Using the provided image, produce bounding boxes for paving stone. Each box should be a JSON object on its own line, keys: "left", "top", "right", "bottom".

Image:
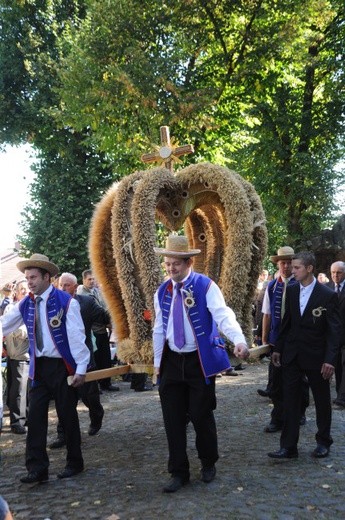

{"left": 1, "top": 361, "right": 345, "bottom": 519}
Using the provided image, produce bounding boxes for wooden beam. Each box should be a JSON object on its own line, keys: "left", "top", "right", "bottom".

{"left": 67, "top": 364, "right": 154, "bottom": 385}
{"left": 248, "top": 344, "right": 271, "bottom": 359}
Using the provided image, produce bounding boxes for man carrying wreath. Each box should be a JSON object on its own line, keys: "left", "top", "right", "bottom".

{"left": 268, "top": 251, "right": 341, "bottom": 460}
{"left": 153, "top": 234, "right": 249, "bottom": 493}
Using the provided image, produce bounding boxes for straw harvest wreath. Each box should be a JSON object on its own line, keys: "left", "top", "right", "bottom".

{"left": 89, "top": 129, "right": 267, "bottom": 366}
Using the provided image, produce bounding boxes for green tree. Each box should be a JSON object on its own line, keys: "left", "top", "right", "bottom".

{"left": 1, "top": 0, "right": 344, "bottom": 261}
{"left": 0, "top": 0, "right": 114, "bottom": 274}
{"left": 56, "top": 0, "right": 345, "bottom": 250}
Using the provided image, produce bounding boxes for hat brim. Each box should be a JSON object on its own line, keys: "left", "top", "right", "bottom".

{"left": 16, "top": 259, "right": 59, "bottom": 277}
{"left": 154, "top": 247, "right": 201, "bottom": 258}
{"left": 270, "top": 255, "right": 294, "bottom": 263}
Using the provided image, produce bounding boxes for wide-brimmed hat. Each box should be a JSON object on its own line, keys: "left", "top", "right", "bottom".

{"left": 154, "top": 234, "right": 201, "bottom": 258}
{"left": 270, "top": 246, "right": 295, "bottom": 263}
{"left": 17, "top": 253, "right": 59, "bottom": 277}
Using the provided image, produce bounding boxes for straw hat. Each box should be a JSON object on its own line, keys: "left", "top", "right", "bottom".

{"left": 270, "top": 246, "right": 295, "bottom": 263}
{"left": 154, "top": 234, "right": 201, "bottom": 258}
{"left": 17, "top": 253, "right": 59, "bottom": 277}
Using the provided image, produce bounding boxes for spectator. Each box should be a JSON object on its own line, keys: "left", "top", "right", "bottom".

{"left": 326, "top": 261, "right": 345, "bottom": 407}
{"left": 0, "top": 496, "right": 13, "bottom": 520}
{"left": 77, "top": 270, "right": 119, "bottom": 392}
{"left": 3, "top": 280, "right": 29, "bottom": 434}
{"left": 317, "top": 273, "right": 329, "bottom": 284}
{"left": 0, "top": 284, "right": 12, "bottom": 317}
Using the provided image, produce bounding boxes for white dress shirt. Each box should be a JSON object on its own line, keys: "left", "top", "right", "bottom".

{"left": 261, "top": 276, "right": 294, "bottom": 315}
{"left": 153, "top": 271, "right": 246, "bottom": 368}
{"left": 299, "top": 277, "right": 317, "bottom": 314}
{"left": 1, "top": 285, "right": 90, "bottom": 375}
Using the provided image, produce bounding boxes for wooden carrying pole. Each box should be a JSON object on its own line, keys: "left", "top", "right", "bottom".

{"left": 67, "top": 364, "right": 154, "bottom": 385}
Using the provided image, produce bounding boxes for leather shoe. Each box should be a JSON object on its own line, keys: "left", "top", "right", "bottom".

{"left": 257, "top": 389, "right": 271, "bottom": 397}
{"left": 268, "top": 448, "right": 298, "bottom": 459}
{"left": 57, "top": 466, "right": 84, "bottom": 479}
{"left": 101, "top": 384, "right": 120, "bottom": 392}
{"left": 163, "top": 476, "right": 189, "bottom": 493}
{"left": 20, "top": 470, "right": 48, "bottom": 484}
{"left": 88, "top": 424, "right": 102, "bottom": 436}
{"left": 11, "top": 424, "right": 26, "bottom": 434}
{"left": 312, "top": 444, "right": 329, "bottom": 458}
{"left": 134, "top": 386, "right": 152, "bottom": 392}
{"left": 333, "top": 400, "right": 345, "bottom": 409}
{"left": 49, "top": 438, "right": 66, "bottom": 449}
{"left": 264, "top": 423, "right": 282, "bottom": 433}
{"left": 222, "top": 369, "right": 238, "bottom": 376}
{"left": 201, "top": 465, "right": 216, "bottom": 483}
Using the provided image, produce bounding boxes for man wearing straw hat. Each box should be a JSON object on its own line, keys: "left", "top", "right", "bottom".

{"left": 153, "top": 234, "right": 249, "bottom": 493}
{"left": 0, "top": 254, "right": 90, "bottom": 484}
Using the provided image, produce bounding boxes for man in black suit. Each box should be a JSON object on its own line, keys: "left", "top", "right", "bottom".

{"left": 327, "top": 261, "right": 345, "bottom": 407}
{"left": 268, "top": 251, "right": 341, "bottom": 460}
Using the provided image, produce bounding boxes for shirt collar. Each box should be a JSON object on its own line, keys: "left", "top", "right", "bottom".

{"left": 36, "top": 285, "right": 53, "bottom": 302}
{"left": 299, "top": 276, "right": 316, "bottom": 292}
{"left": 171, "top": 269, "right": 192, "bottom": 288}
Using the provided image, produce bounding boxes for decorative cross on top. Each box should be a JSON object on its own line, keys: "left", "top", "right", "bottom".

{"left": 141, "top": 126, "right": 194, "bottom": 173}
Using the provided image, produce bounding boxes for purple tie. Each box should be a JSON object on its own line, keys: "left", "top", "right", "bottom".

{"left": 173, "top": 282, "right": 185, "bottom": 349}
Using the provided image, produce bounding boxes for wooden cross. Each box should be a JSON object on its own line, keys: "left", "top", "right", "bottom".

{"left": 141, "top": 126, "right": 194, "bottom": 173}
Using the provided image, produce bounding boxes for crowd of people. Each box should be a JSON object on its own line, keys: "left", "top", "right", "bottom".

{"left": 0, "top": 240, "right": 344, "bottom": 508}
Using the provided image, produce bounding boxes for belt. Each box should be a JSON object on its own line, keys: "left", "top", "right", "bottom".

{"left": 168, "top": 348, "right": 197, "bottom": 356}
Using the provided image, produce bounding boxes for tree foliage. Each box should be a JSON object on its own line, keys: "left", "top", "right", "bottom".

{"left": 56, "top": 0, "right": 345, "bottom": 250}
{"left": 0, "top": 0, "right": 114, "bottom": 275}
{"left": 0, "top": 0, "right": 344, "bottom": 268}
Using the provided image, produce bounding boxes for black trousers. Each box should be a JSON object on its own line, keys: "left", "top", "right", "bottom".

{"left": 159, "top": 349, "right": 218, "bottom": 479}
{"left": 26, "top": 357, "right": 83, "bottom": 473}
{"left": 94, "top": 332, "right": 112, "bottom": 388}
{"left": 56, "top": 380, "right": 104, "bottom": 439}
{"left": 280, "top": 361, "right": 333, "bottom": 450}
{"left": 7, "top": 358, "right": 29, "bottom": 427}
{"left": 270, "top": 364, "right": 309, "bottom": 425}
{"left": 335, "top": 345, "right": 345, "bottom": 399}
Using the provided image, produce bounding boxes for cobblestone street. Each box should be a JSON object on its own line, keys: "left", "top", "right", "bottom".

{"left": 1, "top": 360, "right": 344, "bottom": 520}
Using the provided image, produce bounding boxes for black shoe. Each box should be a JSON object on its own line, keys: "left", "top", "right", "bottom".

{"left": 11, "top": 424, "right": 26, "bottom": 434}
{"left": 134, "top": 386, "right": 153, "bottom": 392}
{"left": 264, "top": 423, "right": 282, "bottom": 433}
{"left": 299, "top": 415, "right": 306, "bottom": 426}
{"left": 88, "top": 424, "right": 102, "bottom": 436}
{"left": 49, "top": 438, "right": 66, "bottom": 449}
{"left": 311, "top": 444, "right": 329, "bottom": 458}
{"left": 101, "top": 384, "right": 120, "bottom": 392}
{"left": 57, "top": 466, "right": 84, "bottom": 479}
{"left": 20, "top": 470, "right": 49, "bottom": 484}
{"left": 163, "top": 476, "right": 189, "bottom": 493}
{"left": 257, "top": 389, "right": 271, "bottom": 397}
{"left": 222, "top": 369, "right": 238, "bottom": 376}
{"left": 268, "top": 448, "right": 298, "bottom": 459}
{"left": 201, "top": 465, "right": 216, "bottom": 483}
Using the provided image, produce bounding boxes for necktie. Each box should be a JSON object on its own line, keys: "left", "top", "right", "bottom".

{"left": 35, "top": 296, "right": 44, "bottom": 352}
{"left": 173, "top": 282, "right": 185, "bottom": 349}
{"left": 281, "top": 278, "right": 288, "bottom": 318}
